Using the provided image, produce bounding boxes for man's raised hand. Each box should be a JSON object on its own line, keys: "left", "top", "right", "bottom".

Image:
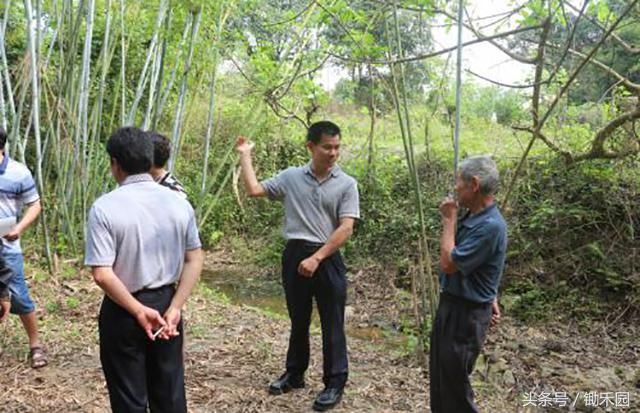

{"left": 235, "top": 136, "right": 255, "bottom": 155}
{"left": 439, "top": 196, "right": 458, "bottom": 221}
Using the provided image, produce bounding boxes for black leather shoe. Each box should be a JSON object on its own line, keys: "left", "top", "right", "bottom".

{"left": 268, "top": 372, "right": 305, "bottom": 395}
{"left": 312, "top": 387, "right": 343, "bottom": 411}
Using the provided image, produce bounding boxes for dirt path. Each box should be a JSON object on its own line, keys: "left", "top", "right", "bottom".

{"left": 0, "top": 251, "right": 638, "bottom": 412}
{"left": 0, "top": 254, "right": 428, "bottom": 413}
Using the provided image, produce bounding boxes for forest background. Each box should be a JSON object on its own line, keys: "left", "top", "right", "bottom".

{"left": 0, "top": 0, "right": 639, "bottom": 411}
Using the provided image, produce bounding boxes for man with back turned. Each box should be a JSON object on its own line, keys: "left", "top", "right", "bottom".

{"left": 85, "top": 127, "right": 203, "bottom": 413}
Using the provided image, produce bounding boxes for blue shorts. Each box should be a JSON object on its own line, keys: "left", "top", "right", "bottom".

{"left": 6, "top": 253, "right": 35, "bottom": 314}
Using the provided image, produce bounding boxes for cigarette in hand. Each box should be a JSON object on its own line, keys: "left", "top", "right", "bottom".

{"left": 152, "top": 326, "right": 165, "bottom": 340}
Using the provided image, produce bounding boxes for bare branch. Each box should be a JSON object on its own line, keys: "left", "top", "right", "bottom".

{"left": 503, "top": 0, "right": 640, "bottom": 206}
{"left": 264, "top": 94, "right": 309, "bottom": 128}
{"left": 538, "top": 0, "right": 640, "bottom": 130}
{"left": 546, "top": 0, "right": 588, "bottom": 84}
{"left": 477, "top": 3, "right": 530, "bottom": 28}
{"left": 590, "top": 108, "right": 640, "bottom": 154}
{"left": 228, "top": 55, "right": 258, "bottom": 88}
{"left": 273, "top": 53, "right": 330, "bottom": 99}
{"left": 572, "top": 148, "right": 638, "bottom": 162}
{"left": 465, "top": 68, "right": 547, "bottom": 89}
{"left": 328, "top": 23, "right": 545, "bottom": 65}
{"left": 316, "top": 0, "right": 366, "bottom": 51}
{"left": 369, "top": 0, "right": 529, "bottom": 24}
{"left": 455, "top": 6, "right": 537, "bottom": 64}
{"left": 263, "top": 0, "right": 316, "bottom": 27}
{"left": 561, "top": 47, "right": 640, "bottom": 92}
{"left": 565, "top": 1, "right": 640, "bottom": 54}
{"left": 273, "top": 56, "right": 305, "bottom": 99}
{"left": 501, "top": 18, "right": 552, "bottom": 209}
{"left": 532, "top": 20, "right": 551, "bottom": 128}
{"left": 366, "top": 0, "right": 427, "bottom": 13}
{"left": 512, "top": 125, "right": 573, "bottom": 162}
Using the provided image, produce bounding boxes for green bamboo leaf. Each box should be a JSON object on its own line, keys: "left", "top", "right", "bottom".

{"left": 596, "top": 0, "right": 610, "bottom": 23}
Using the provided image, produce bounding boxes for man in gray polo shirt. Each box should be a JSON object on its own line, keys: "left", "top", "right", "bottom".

{"left": 236, "top": 121, "right": 359, "bottom": 412}
{"left": 85, "top": 127, "right": 203, "bottom": 413}
{"left": 431, "top": 156, "right": 507, "bottom": 413}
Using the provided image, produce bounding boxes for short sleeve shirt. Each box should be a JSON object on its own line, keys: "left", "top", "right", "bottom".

{"left": 260, "top": 163, "right": 359, "bottom": 243}
{"left": 0, "top": 155, "right": 40, "bottom": 254}
{"left": 84, "top": 174, "right": 201, "bottom": 293}
{"left": 439, "top": 204, "right": 508, "bottom": 303}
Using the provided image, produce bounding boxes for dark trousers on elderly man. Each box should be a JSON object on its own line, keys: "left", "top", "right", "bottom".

{"left": 282, "top": 239, "right": 349, "bottom": 389}
{"left": 430, "top": 292, "right": 492, "bottom": 413}
{"left": 99, "top": 285, "right": 185, "bottom": 413}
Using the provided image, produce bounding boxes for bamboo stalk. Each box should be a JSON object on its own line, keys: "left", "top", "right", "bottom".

{"left": 10, "top": 58, "right": 31, "bottom": 161}
{"left": 386, "top": 5, "right": 437, "bottom": 361}
{"left": 150, "top": 4, "right": 171, "bottom": 130}
{"left": 143, "top": 35, "right": 163, "bottom": 130}
{"left": 168, "top": 7, "right": 201, "bottom": 171}
{"left": 78, "top": 0, "right": 95, "bottom": 183}
{"left": 199, "top": 4, "right": 232, "bottom": 203}
{"left": 125, "top": 0, "right": 168, "bottom": 126}
{"left": 453, "top": 0, "right": 463, "bottom": 175}
{"left": 199, "top": 67, "right": 218, "bottom": 201}
{"left": 365, "top": 64, "right": 376, "bottom": 180}
{"left": 0, "top": 0, "right": 16, "bottom": 130}
{"left": 0, "top": 69, "right": 6, "bottom": 131}
{"left": 23, "top": 0, "right": 53, "bottom": 272}
{"left": 155, "top": 11, "right": 192, "bottom": 127}
{"left": 119, "top": 0, "right": 126, "bottom": 123}
{"left": 89, "top": 0, "right": 115, "bottom": 144}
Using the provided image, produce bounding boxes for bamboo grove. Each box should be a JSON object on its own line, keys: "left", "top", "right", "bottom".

{"left": 1, "top": 0, "right": 225, "bottom": 270}
{"left": 3, "top": 0, "right": 640, "bottom": 358}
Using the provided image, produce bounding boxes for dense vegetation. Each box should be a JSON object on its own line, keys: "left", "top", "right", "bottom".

{"left": 3, "top": 0, "right": 639, "bottom": 352}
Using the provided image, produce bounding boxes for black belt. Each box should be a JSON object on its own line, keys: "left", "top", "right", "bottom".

{"left": 287, "top": 239, "right": 325, "bottom": 252}
{"left": 132, "top": 283, "right": 175, "bottom": 298}
{"left": 440, "top": 291, "right": 492, "bottom": 309}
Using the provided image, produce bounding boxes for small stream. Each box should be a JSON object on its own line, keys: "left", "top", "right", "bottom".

{"left": 201, "top": 268, "right": 409, "bottom": 349}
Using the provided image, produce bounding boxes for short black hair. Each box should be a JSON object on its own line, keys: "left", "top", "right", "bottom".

{"left": 0, "top": 127, "right": 7, "bottom": 150}
{"left": 307, "top": 121, "right": 341, "bottom": 144}
{"left": 148, "top": 131, "right": 171, "bottom": 168}
{"left": 106, "top": 127, "right": 153, "bottom": 174}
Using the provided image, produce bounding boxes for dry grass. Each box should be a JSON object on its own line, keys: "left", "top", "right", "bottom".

{"left": 0, "top": 253, "right": 427, "bottom": 412}
{"left": 1, "top": 251, "right": 638, "bottom": 412}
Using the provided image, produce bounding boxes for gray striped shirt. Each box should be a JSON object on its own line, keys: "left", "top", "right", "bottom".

{"left": 0, "top": 155, "right": 40, "bottom": 254}
{"left": 261, "top": 163, "right": 359, "bottom": 243}
{"left": 84, "top": 173, "right": 201, "bottom": 292}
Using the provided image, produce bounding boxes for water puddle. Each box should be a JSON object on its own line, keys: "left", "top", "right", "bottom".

{"left": 202, "top": 269, "right": 409, "bottom": 350}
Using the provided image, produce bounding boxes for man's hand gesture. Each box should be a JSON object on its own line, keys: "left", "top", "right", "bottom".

{"left": 4, "top": 226, "right": 22, "bottom": 241}
{"left": 491, "top": 299, "right": 501, "bottom": 327}
{"left": 298, "top": 256, "right": 320, "bottom": 278}
{"left": 135, "top": 306, "right": 167, "bottom": 341}
{"left": 161, "top": 306, "right": 182, "bottom": 339}
{"left": 235, "top": 136, "right": 255, "bottom": 156}
{"left": 439, "top": 196, "right": 458, "bottom": 221}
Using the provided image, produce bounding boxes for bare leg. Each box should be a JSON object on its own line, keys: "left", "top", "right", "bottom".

{"left": 21, "top": 311, "right": 48, "bottom": 368}
{"left": 20, "top": 311, "right": 41, "bottom": 348}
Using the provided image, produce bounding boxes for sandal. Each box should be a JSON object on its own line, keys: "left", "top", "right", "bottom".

{"left": 29, "top": 346, "right": 48, "bottom": 369}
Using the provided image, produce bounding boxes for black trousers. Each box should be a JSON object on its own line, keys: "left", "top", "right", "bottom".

{"left": 429, "top": 293, "right": 492, "bottom": 413}
{"left": 282, "top": 240, "right": 348, "bottom": 388}
{"left": 99, "top": 285, "right": 185, "bottom": 413}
